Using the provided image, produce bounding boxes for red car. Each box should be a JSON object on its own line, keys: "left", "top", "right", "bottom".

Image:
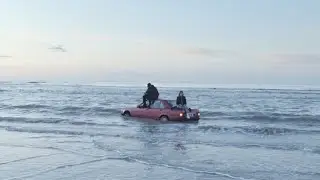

{"left": 120, "top": 99, "right": 200, "bottom": 121}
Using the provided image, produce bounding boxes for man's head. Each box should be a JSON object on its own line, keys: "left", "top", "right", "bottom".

{"left": 147, "top": 83, "right": 151, "bottom": 88}
{"left": 179, "top": 91, "right": 184, "bottom": 96}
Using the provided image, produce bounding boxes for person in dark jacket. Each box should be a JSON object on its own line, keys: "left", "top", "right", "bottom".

{"left": 176, "top": 90, "right": 187, "bottom": 106}
{"left": 143, "top": 83, "right": 159, "bottom": 107}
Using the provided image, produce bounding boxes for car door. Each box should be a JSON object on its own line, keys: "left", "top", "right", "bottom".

{"left": 147, "top": 100, "right": 163, "bottom": 119}
{"left": 131, "top": 107, "right": 145, "bottom": 117}
{"left": 133, "top": 103, "right": 147, "bottom": 118}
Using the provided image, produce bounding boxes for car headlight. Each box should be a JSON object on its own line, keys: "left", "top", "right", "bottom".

{"left": 197, "top": 112, "right": 200, "bottom": 116}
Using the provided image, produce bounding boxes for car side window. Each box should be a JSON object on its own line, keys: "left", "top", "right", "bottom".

{"left": 150, "top": 101, "right": 161, "bottom": 109}
{"left": 159, "top": 102, "right": 165, "bottom": 109}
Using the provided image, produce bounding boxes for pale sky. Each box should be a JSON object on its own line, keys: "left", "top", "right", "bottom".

{"left": 0, "top": 0, "right": 319, "bottom": 85}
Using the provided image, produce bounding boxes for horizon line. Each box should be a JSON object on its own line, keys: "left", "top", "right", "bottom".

{"left": 1, "top": 80, "right": 320, "bottom": 90}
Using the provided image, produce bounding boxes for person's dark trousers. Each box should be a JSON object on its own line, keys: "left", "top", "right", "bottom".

{"left": 143, "top": 95, "right": 148, "bottom": 107}
{"left": 143, "top": 95, "right": 153, "bottom": 107}
{"left": 149, "top": 99, "right": 155, "bottom": 107}
{"left": 148, "top": 95, "right": 158, "bottom": 107}
{"left": 143, "top": 94, "right": 158, "bottom": 107}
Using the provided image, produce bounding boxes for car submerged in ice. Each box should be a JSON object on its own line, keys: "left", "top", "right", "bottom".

{"left": 120, "top": 99, "right": 200, "bottom": 121}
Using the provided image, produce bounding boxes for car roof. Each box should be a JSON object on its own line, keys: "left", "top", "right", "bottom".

{"left": 157, "top": 98, "right": 165, "bottom": 101}
{"left": 157, "top": 99, "right": 175, "bottom": 104}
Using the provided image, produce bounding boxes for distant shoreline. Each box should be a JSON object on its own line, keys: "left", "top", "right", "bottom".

{"left": 1, "top": 81, "right": 320, "bottom": 90}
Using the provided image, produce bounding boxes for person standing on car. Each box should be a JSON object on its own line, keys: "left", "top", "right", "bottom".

{"left": 143, "top": 83, "right": 159, "bottom": 107}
